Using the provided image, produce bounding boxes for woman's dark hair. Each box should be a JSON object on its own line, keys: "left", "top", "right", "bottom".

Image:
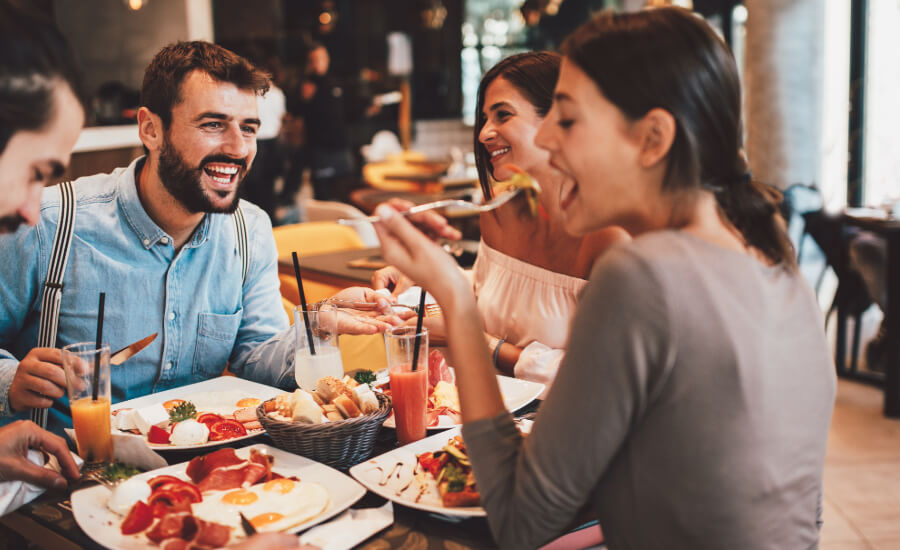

{"left": 474, "top": 52, "right": 560, "bottom": 200}
{"left": 141, "top": 41, "right": 270, "bottom": 129}
{"left": 0, "top": 3, "right": 85, "bottom": 155}
{"left": 562, "top": 7, "right": 795, "bottom": 268}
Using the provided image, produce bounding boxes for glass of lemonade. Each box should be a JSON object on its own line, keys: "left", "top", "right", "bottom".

{"left": 61, "top": 342, "right": 113, "bottom": 468}
{"left": 294, "top": 302, "right": 344, "bottom": 390}
{"left": 385, "top": 326, "right": 429, "bottom": 445}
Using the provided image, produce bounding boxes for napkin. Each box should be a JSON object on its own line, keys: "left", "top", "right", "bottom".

{"left": 299, "top": 502, "right": 394, "bottom": 550}
{"left": 64, "top": 429, "right": 168, "bottom": 471}
{"left": 0, "top": 449, "right": 83, "bottom": 516}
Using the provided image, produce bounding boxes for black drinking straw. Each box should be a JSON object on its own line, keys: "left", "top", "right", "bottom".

{"left": 410, "top": 289, "right": 427, "bottom": 371}
{"left": 93, "top": 292, "right": 105, "bottom": 401}
{"left": 292, "top": 251, "right": 316, "bottom": 355}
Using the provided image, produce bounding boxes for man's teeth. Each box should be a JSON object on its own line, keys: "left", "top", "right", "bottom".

{"left": 204, "top": 165, "right": 240, "bottom": 184}
{"left": 491, "top": 147, "right": 510, "bottom": 158}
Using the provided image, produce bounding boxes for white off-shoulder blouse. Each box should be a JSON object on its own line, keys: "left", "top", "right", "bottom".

{"left": 472, "top": 238, "right": 586, "bottom": 393}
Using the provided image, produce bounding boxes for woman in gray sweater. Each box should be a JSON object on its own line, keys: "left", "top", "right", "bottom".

{"left": 372, "top": 7, "right": 835, "bottom": 549}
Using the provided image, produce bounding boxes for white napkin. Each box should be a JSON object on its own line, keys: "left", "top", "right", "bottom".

{"left": 394, "top": 286, "right": 436, "bottom": 312}
{"left": 64, "top": 429, "right": 168, "bottom": 471}
{"left": 0, "top": 448, "right": 83, "bottom": 516}
{"left": 299, "top": 502, "right": 394, "bottom": 550}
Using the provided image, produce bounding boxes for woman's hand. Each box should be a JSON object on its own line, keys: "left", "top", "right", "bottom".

{"left": 371, "top": 266, "right": 414, "bottom": 298}
{"left": 371, "top": 204, "right": 471, "bottom": 309}
{"left": 405, "top": 315, "right": 447, "bottom": 346}
{"left": 384, "top": 198, "right": 462, "bottom": 241}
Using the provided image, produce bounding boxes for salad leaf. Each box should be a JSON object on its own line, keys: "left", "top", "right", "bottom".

{"left": 102, "top": 462, "right": 141, "bottom": 482}
{"left": 168, "top": 400, "right": 197, "bottom": 423}
{"left": 354, "top": 369, "right": 377, "bottom": 386}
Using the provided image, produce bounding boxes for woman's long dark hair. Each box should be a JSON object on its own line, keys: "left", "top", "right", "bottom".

{"left": 474, "top": 52, "right": 560, "bottom": 200}
{"left": 562, "top": 7, "right": 795, "bottom": 268}
{"left": 0, "top": 3, "right": 85, "bottom": 154}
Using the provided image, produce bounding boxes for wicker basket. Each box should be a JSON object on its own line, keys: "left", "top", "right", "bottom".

{"left": 256, "top": 393, "right": 392, "bottom": 470}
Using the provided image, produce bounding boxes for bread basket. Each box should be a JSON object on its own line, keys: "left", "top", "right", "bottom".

{"left": 256, "top": 392, "right": 392, "bottom": 470}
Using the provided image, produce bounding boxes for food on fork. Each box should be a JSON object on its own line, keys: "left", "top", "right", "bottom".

{"left": 494, "top": 165, "right": 542, "bottom": 218}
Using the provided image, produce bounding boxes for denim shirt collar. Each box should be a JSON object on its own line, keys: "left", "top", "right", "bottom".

{"left": 117, "top": 156, "right": 213, "bottom": 250}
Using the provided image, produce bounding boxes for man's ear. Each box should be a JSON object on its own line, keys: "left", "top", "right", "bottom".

{"left": 137, "top": 107, "right": 163, "bottom": 153}
{"left": 636, "top": 108, "right": 676, "bottom": 169}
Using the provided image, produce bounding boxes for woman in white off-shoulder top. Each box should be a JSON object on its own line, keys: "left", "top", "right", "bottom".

{"left": 374, "top": 52, "right": 628, "bottom": 387}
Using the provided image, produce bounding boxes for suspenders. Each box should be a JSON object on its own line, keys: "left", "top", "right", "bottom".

{"left": 30, "top": 183, "right": 249, "bottom": 429}
{"left": 31, "top": 182, "right": 76, "bottom": 428}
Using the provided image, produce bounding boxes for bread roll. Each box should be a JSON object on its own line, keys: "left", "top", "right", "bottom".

{"left": 333, "top": 394, "right": 361, "bottom": 418}
{"left": 353, "top": 385, "right": 380, "bottom": 414}
{"left": 292, "top": 389, "right": 325, "bottom": 423}
{"left": 310, "top": 391, "right": 325, "bottom": 407}
{"left": 341, "top": 375, "right": 359, "bottom": 389}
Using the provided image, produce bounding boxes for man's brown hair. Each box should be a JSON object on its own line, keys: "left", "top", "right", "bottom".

{"left": 140, "top": 41, "right": 269, "bottom": 128}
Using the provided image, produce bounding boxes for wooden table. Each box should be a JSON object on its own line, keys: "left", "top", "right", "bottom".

{"left": 841, "top": 213, "right": 900, "bottom": 417}
{"left": 278, "top": 247, "right": 384, "bottom": 290}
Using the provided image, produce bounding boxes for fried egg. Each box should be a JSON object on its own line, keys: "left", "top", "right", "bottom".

{"left": 192, "top": 479, "right": 329, "bottom": 535}
{"left": 236, "top": 397, "right": 261, "bottom": 408}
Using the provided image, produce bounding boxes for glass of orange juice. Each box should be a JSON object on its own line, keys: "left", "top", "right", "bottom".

{"left": 62, "top": 342, "right": 113, "bottom": 468}
{"left": 385, "top": 326, "right": 429, "bottom": 445}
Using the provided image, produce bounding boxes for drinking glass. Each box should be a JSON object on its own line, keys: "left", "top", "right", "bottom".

{"left": 61, "top": 342, "right": 113, "bottom": 468}
{"left": 294, "top": 302, "right": 344, "bottom": 390}
{"left": 385, "top": 326, "right": 428, "bottom": 445}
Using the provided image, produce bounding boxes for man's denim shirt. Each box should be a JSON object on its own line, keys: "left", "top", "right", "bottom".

{"left": 0, "top": 157, "right": 296, "bottom": 434}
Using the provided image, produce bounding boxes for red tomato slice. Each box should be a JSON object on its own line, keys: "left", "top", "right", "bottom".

{"left": 207, "top": 418, "right": 247, "bottom": 441}
{"left": 196, "top": 413, "right": 224, "bottom": 427}
{"left": 148, "top": 425, "right": 171, "bottom": 445}
{"left": 120, "top": 500, "right": 153, "bottom": 534}
{"left": 147, "top": 475, "right": 183, "bottom": 492}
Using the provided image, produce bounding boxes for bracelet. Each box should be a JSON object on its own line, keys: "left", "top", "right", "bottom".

{"left": 492, "top": 338, "right": 506, "bottom": 368}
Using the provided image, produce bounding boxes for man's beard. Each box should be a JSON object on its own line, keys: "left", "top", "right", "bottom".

{"left": 157, "top": 134, "right": 247, "bottom": 214}
{"left": 0, "top": 214, "right": 25, "bottom": 234}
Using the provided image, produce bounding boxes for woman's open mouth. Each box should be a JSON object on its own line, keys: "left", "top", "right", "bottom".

{"left": 489, "top": 147, "right": 510, "bottom": 163}
{"left": 559, "top": 177, "right": 579, "bottom": 211}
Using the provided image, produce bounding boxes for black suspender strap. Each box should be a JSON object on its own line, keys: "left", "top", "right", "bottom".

{"left": 232, "top": 205, "right": 248, "bottom": 284}
{"left": 32, "top": 181, "right": 76, "bottom": 428}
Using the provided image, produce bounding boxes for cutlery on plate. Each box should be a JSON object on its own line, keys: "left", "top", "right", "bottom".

{"left": 337, "top": 188, "right": 522, "bottom": 225}
{"left": 240, "top": 512, "right": 257, "bottom": 536}
{"left": 110, "top": 332, "right": 158, "bottom": 366}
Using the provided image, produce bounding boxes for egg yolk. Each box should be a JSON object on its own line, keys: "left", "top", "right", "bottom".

{"left": 163, "top": 399, "right": 185, "bottom": 411}
{"left": 263, "top": 478, "right": 295, "bottom": 494}
{"left": 236, "top": 398, "right": 261, "bottom": 408}
{"left": 222, "top": 490, "right": 258, "bottom": 505}
{"left": 251, "top": 512, "right": 284, "bottom": 528}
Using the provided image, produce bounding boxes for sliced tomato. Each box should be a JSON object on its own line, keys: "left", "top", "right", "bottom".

{"left": 121, "top": 500, "right": 153, "bottom": 534}
{"left": 148, "top": 475, "right": 183, "bottom": 492}
{"left": 148, "top": 490, "right": 196, "bottom": 517}
{"left": 207, "top": 419, "right": 247, "bottom": 441}
{"left": 148, "top": 425, "right": 171, "bottom": 444}
{"left": 196, "top": 413, "right": 224, "bottom": 427}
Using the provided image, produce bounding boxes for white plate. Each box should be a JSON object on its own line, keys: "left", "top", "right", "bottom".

{"left": 350, "top": 426, "right": 482, "bottom": 517}
{"left": 111, "top": 377, "right": 287, "bottom": 451}
{"left": 72, "top": 444, "right": 367, "bottom": 549}
{"left": 382, "top": 374, "right": 543, "bottom": 430}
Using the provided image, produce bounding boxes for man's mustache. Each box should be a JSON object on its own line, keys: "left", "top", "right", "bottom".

{"left": 200, "top": 155, "right": 247, "bottom": 171}
{"left": 0, "top": 214, "right": 25, "bottom": 234}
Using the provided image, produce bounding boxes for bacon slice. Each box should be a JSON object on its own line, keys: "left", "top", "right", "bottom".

{"left": 193, "top": 518, "right": 231, "bottom": 548}
{"left": 186, "top": 448, "right": 244, "bottom": 484}
{"left": 146, "top": 513, "right": 197, "bottom": 544}
{"left": 195, "top": 461, "right": 267, "bottom": 493}
{"left": 249, "top": 448, "right": 274, "bottom": 481}
{"left": 159, "top": 538, "right": 190, "bottom": 550}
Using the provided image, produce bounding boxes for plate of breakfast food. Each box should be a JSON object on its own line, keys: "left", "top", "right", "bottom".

{"left": 72, "top": 443, "right": 366, "bottom": 549}
{"left": 350, "top": 423, "right": 529, "bottom": 518}
{"left": 110, "top": 377, "right": 288, "bottom": 450}
{"left": 378, "top": 350, "right": 544, "bottom": 430}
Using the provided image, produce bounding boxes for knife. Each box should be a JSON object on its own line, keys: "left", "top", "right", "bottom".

{"left": 109, "top": 332, "right": 158, "bottom": 366}
{"left": 240, "top": 512, "right": 257, "bottom": 536}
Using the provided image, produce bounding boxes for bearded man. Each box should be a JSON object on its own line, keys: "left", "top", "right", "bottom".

{"left": 0, "top": 41, "right": 386, "bottom": 435}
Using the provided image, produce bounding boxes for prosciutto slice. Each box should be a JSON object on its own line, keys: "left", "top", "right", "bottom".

{"left": 185, "top": 449, "right": 244, "bottom": 484}
{"left": 427, "top": 350, "right": 453, "bottom": 389}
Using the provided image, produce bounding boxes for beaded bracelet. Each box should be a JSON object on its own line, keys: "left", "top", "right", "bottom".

{"left": 493, "top": 338, "right": 506, "bottom": 368}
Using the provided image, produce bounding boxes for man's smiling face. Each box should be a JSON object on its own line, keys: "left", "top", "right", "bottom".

{"left": 156, "top": 70, "right": 260, "bottom": 213}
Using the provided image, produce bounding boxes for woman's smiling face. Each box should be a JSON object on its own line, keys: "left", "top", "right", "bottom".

{"left": 477, "top": 76, "right": 551, "bottom": 183}
{"left": 534, "top": 58, "right": 648, "bottom": 236}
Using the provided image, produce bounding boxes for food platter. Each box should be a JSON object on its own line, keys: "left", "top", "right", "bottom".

{"left": 110, "top": 377, "right": 287, "bottom": 450}
{"left": 72, "top": 444, "right": 367, "bottom": 549}
{"left": 351, "top": 426, "right": 483, "bottom": 517}
{"left": 381, "top": 374, "right": 544, "bottom": 430}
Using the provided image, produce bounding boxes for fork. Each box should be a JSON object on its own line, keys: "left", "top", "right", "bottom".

{"left": 338, "top": 188, "right": 522, "bottom": 225}
{"left": 329, "top": 299, "right": 442, "bottom": 317}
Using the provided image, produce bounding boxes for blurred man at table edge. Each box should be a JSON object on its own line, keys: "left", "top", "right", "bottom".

{"left": 0, "top": 41, "right": 387, "bottom": 436}
{"left": 0, "top": 1, "right": 83, "bottom": 495}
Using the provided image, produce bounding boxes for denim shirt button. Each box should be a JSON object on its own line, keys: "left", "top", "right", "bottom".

{"left": 165, "top": 361, "right": 172, "bottom": 370}
{"left": 142, "top": 238, "right": 150, "bottom": 246}
{"left": 161, "top": 237, "right": 169, "bottom": 245}
{"left": 168, "top": 312, "right": 176, "bottom": 321}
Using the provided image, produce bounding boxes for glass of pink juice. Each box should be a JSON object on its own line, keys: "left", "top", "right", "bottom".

{"left": 386, "top": 326, "right": 428, "bottom": 445}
